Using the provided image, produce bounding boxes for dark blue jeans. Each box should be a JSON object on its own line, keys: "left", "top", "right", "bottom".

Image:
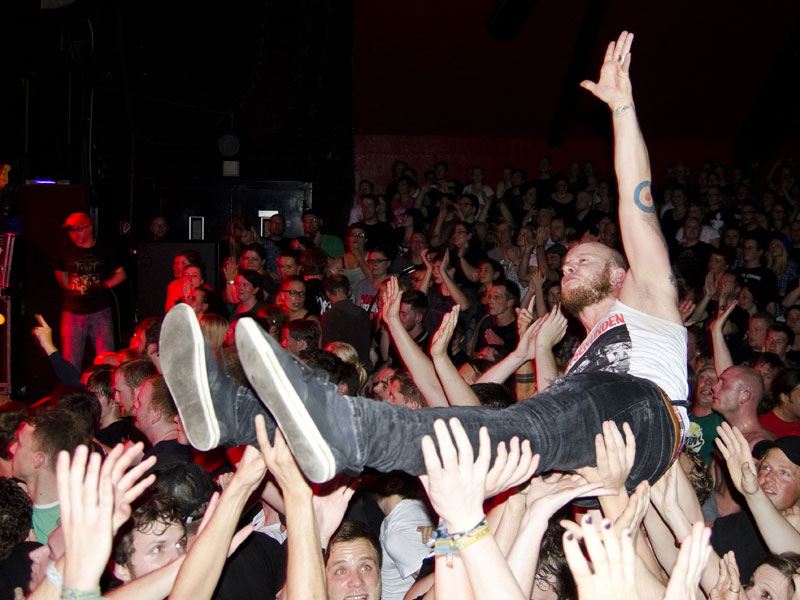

{"left": 227, "top": 370, "right": 679, "bottom": 489}
{"left": 347, "top": 371, "right": 680, "bottom": 488}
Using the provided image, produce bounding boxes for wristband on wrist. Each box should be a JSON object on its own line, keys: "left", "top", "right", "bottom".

{"left": 453, "top": 522, "right": 491, "bottom": 550}
{"left": 449, "top": 516, "right": 488, "bottom": 543}
{"left": 46, "top": 561, "right": 63, "bottom": 587}
{"left": 61, "top": 587, "right": 103, "bottom": 600}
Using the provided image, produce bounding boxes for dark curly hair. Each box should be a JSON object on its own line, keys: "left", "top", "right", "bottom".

{"left": 0, "top": 477, "right": 33, "bottom": 561}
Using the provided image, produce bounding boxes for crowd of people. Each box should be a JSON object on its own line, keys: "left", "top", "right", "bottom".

{"left": 3, "top": 30, "right": 800, "bottom": 600}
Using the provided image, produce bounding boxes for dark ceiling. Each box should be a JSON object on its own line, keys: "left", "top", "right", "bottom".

{"left": 353, "top": 0, "right": 800, "bottom": 156}
{"left": 3, "top": 0, "right": 800, "bottom": 186}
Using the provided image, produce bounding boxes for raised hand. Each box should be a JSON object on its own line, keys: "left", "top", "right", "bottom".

{"left": 380, "top": 276, "right": 403, "bottom": 325}
{"left": 678, "top": 299, "right": 697, "bottom": 326}
{"left": 534, "top": 305, "right": 568, "bottom": 350}
{"left": 715, "top": 423, "right": 759, "bottom": 496}
{"left": 664, "top": 521, "right": 713, "bottom": 600}
{"left": 576, "top": 421, "right": 636, "bottom": 493}
{"left": 580, "top": 31, "right": 635, "bottom": 112}
{"left": 703, "top": 272, "right": 716, "bottom": 299}
{"left": 57, "top": 446, "right": 114, "bottom": 591}
{"left": 529, "top": 268, "right": 546, "bottom": 290}
{"left": 420, "top": 248, "right": 432, "bottom": 270}
{"left": 718, "top": 279, "right": 735, "bottom": 305}
{"left": 440, "top": 247, "right": 451, "bottom": 273}
{"left": 431, "top": 305, "right": 459, "bottom": 358}
{"left": 254, "top": 415, "right": 312, "bottom": 500}
{"left": 107, "top": 442, "right": 157, "bottom": 535}
{"left": 419, "top": 417, "right": 490, "bottom": 532}
{"left": 516, "top": 296, "right": 536, "bottom": 337}
{"left": 709, "top": 551, "right": 745, "bottom": 599}
{"left": 222, "top": 258, "right": 238, "bottom": 282}
{"left": 32, "top": 314, "right": 57, "bottom": 354}
{"left": 562, "top": 514, "right": 637, "bottom": 600}
{"left": 527, "top": 472, "right": 617, "bottom": 521}
{"left": 511, "top": 315, "right": 545, "bottom": 362}
{"left": 535, "top": 226, "right": 549, "bottom": 247}
{"left": 313, "top": 476, "right": 358, "bottom": 548}
{"left": 484, "top": 437, "right": 539, "bottom": 499}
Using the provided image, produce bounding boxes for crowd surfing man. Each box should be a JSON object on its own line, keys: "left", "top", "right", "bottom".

{"left": 160, "top": 32, "right": 688, "bottom": 490}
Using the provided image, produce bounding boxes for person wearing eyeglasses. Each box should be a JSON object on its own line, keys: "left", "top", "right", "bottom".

{"left": 54, "top": 212, "right": 126, "bottom": 370}
{"left": 278, "top": 275, "right": 318, "bottom": 323}
{"left": 301, "top": 209, "right": 345, "bottom": 259}
{"left": 354, "top": 248, "right": 392, "bottom": 316}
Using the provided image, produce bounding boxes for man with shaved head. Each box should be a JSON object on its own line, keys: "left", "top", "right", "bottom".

{"left": 162, "top": 32, "right": 690, "bottom": 491}
{"left": 712, "top": 366, "right": 775, "bottom": 448}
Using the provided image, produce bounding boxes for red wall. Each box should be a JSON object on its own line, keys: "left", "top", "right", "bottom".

{"left": 354, "top": 134, "right": 735, "bottom": 193}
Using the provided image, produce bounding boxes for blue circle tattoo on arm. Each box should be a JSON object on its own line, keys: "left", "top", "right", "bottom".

{"left": 633, "top": 180, "right": 654, "bottom": 213}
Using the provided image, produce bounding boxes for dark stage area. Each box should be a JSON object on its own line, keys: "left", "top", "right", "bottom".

{"left": 0, "top": 0, "right": 799, "bottom": 399}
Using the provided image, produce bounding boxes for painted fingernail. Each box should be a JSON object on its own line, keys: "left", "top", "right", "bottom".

{"left": 566, "top": 533, "right": 574, "bottom": 541}
{"left": 603, "top": 521, "right": 611, "bottom": 530}
{"left": 584, "top": 516, "right": 592, "bottom": 524}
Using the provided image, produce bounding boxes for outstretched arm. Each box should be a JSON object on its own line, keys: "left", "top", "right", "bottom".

{"left": 431, "top": 306, "right": 481, "bottom": 407}
{"left": 381, "top": 276, "right": 447, "bottom": 407}
{"left": 582, "top": 32, "right": 679, "bottom": 323}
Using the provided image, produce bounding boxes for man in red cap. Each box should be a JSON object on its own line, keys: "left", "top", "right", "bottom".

{"left": 54, "top": 212, "right": 126, "bottom": 369}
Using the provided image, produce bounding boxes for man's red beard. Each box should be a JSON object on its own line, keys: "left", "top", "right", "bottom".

{"left": 561, "top": 263, "right": 613, "bottom": 316}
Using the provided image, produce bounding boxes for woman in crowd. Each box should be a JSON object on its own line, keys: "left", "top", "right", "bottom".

{"left": 231, "top": 270, "right": 268, "bottom": 318}
{"left": 164, "top": 250, "right": 203, "bottom": 312}
{"left": 331, "top": 224, "right": 370, "bottom": 293}
{"left": 278, "top": 275, "right": 317, "bottom": 322}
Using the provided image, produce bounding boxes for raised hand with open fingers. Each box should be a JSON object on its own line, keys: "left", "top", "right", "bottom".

{"left": 418, "top": 417, "right": 490, "bottom": 533}
{"left": 484, "top": 437, "right": 539, "bottom": 499}
{"left": 562, "top": 514, "right": 637, "bottom": 600}
{"left": 526, "top": 472, "right": 617, "bottom": 522}
{"left": 576, "top": 420, "right": 636, "bottom": 493}
{"left": 715, "top": 422, "right": 759, "bottom": 496}
{"left": 57, "top": 445, "right": 115, "bottom": 592}
{"left": 107, "top": 442, "right": 157, "bottom": 535}
{"left": 664, "top": 521, "right": 713, "bottom": 600}
{"left": 580, "top": 31, "right": 635, "bottom": 112}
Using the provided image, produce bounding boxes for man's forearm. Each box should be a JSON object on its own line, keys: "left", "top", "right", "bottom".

{"left": 105, "top": 267, "right": 127, "bottom": 289}
{"left": 283, "top": 489, "right": 326, "bottom": 600}
{"left": 170, "top": 483, "right": 252, "bottom": 600}
{"left": 385, "top": 317, "right": 448, "bottom": 407}
{"left": 433, "top": 352, "right": 480, "bottom": 407}
{"left": 745, "top": 490, "right": 800, "bottom": 554}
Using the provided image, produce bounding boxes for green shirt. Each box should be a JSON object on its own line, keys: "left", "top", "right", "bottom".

{"left": 33, "top": 502, "right": 60, "bottom": 544}
{"left": 687, "top": 412, "right": 724, "bottom": 466}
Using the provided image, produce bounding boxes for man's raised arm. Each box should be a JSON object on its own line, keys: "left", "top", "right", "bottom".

{"left": 581, "top": 31, "right": 679, "bottom": 322}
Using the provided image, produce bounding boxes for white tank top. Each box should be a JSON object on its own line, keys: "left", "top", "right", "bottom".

{"left": 566, "top": 300, "right": 689, "bottom": 429}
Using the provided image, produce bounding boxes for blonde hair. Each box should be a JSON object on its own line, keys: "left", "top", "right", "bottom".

{"left": 324, "top": 341, "right": 367, "bottom": 391}
{"left": 767, "top": 240, "right": 789, "bottom": 278}
{"left": 199, "top": 314, "right": 228, "bottom": 354}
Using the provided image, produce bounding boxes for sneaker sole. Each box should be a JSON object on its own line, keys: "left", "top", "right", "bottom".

{"left": 235, "top": 317, "right": 336, "bottom": 483}
{"left": 160, "top": 304, "right": 220, "bottom": 451}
